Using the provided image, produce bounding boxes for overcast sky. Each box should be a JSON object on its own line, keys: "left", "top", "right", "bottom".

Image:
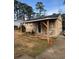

{"left": 20, "top": 0, "right": 65, "bottom": 15}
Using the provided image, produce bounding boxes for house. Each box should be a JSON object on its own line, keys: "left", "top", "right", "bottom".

{"left": 19, "top": 15, "right": 62, "bottom": 44}
{"left": 14, "top": 20, "right": 24, "bottom": 30}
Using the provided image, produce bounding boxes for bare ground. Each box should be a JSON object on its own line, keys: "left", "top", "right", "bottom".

{"left": 36, "top": 35, "right": 65, "bottom": 59}
{"left": 14, "top": 30, "right": 65, "bottom": 59}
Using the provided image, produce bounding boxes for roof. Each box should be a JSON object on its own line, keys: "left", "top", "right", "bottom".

{"left": 14, "top": 20, "right": 24, "bottom": 27}
{"left": 24, "top": 15, "right": 59, "bottom": 23}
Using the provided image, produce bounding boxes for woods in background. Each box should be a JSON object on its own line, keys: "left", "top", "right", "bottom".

{"left": 14, "top": 0, "right": 33, "bottom": 20}
{"left": 14, "top": 0, "right": 47, "bottom": 20}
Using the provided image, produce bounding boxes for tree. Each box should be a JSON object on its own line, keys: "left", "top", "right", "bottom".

{"left": 26, "top": 6, "right": 33, "bottom": 19}
{"left": 14, "top": 0, "right": 21, "bottom": 20}
{"left": 36, "top": 2, "right": 44, "bottom": 16}
{"left": 20, "top": 3, "right": 33, "bottom": 20}
{"left": 14, "top": 0, "right": 33, "bottom": 20}
{"left": 31, "top": 12, "right": 36, "bottom": 18}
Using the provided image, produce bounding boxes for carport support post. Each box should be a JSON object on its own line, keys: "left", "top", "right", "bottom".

{"left": 20, "top": 24, "right": 22, "bottom": 32}
{"left": 47, "top": 20, "right": 50, "bottom": 45}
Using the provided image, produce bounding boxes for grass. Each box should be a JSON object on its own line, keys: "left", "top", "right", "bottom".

{"left": 14, "top": 30, "right": 52, "bottom": 58}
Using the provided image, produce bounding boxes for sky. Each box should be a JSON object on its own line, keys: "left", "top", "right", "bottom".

{"left": 19, "top": 0, "right": 65, "bottom": 15}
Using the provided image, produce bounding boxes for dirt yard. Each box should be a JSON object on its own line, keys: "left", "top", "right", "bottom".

{"left": 14, "top": 30, "right": 65, "bottom": 59}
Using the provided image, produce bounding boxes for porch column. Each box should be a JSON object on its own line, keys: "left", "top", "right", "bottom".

{"left": 47, "top": 20, "right": 50, "bottom": 45}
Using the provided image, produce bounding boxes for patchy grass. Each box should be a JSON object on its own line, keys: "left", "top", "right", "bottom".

{"left": 14, "top": 30, "right": 56, "bottom": 58}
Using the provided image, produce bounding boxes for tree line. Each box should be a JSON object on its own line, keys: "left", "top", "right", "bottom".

{"left": 14, "top": 0, "right": 33, "bottom": 20}
{"left": 14, "top": 0, "right": 46, "bottom": 20}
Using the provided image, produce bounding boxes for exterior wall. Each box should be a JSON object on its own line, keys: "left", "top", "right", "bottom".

{"left": 49, "top": 21, "right": 55, "bottom": 36}
{"left": 41, "top": 24, "right": 46, "bottom": 34}
{"left": 38, "top": 21, "right": 55, "bottom": 36}
{"left": 23, "top": 23, "right": 37, "bottom": 33}
{"left": 53, "top": 15, "right": 62, "bottom": 37}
